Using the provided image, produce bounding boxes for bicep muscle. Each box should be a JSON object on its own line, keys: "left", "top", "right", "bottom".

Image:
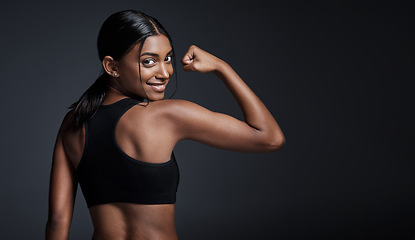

{"left": 168, "top": 100, "right": 271, "bottom": 152}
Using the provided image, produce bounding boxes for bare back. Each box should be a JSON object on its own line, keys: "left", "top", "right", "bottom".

{"left": 61, "top": 97, "right": 180, "bottom": 240}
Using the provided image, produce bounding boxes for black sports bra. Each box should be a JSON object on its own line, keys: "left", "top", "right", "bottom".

{"left": 75, "top": 97, "right": 180, "bottom": 208}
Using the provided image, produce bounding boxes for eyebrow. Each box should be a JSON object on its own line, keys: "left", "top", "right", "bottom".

{"left": 140, "top": 50, "right": 173, "bottom": 57}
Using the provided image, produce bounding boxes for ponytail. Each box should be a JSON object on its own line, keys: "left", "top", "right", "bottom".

{"left": 68, "top": 72, "right": 109, "bottom": 129}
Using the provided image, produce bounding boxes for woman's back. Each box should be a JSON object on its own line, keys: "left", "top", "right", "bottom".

{"left": 61, "top": 96, "right": 181, "bottom": 239}
{"left": 63, "top": 97, "right": 180, "bottom": 169}
{"left": 89, "top": 203, "right": 176, "bottom": 240}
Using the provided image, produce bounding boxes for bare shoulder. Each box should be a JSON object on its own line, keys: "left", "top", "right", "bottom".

{"left": 59, "top": 110, "right": 75, "bottom": 134}
{"left": 146, "top": 99, "right": 201, "bottom": 109}
{"left": 58, "top": 109, "right": 83, "bottom": 142}
{"left": 160, "top": 99, "right": 210, "bottom": 114}
{"left": 130, "top": 99, "right": 208, "bottom": 118}
{"left": 126, "top": 99, "right": 211, "bottom": 137}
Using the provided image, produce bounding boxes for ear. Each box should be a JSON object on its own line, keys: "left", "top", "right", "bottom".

{"left": 102, "top": 56, "right": 119, "bottom": 77}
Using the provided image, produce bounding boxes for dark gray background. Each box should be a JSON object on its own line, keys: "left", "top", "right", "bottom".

{"left": 1, "top": 0, "right": 414, "bottom": 239}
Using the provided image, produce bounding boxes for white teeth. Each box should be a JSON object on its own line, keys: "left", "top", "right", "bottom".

{"left": 147, "top": 83, "right": 164, "bottom": 86}
{"left": 148, "top": 82, "right": 166, "bottom": 92}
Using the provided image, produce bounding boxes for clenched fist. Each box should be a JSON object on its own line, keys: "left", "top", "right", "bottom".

{"left": 181, "top": 45, "right": 225, "bottom": 73}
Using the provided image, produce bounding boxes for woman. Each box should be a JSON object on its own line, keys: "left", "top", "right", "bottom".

{"left": 46, "top": 10, "right": 285, "bottom": 240}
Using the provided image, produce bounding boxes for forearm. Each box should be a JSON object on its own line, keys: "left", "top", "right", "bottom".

{"left": 214, "top": 61, "right": 284, "bottom": 143}
{"left": 45, "top": 219, "right": 71, "bottom": 240}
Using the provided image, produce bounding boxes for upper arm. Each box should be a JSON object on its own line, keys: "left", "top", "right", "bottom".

{"left": 165, "top": 99, "right": 280, "bottom": 152}
{"left": 47, "top": 113, "right": 77, "bottom": 224}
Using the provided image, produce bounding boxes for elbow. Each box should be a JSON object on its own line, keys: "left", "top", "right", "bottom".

{"left": 45, "top": 215, "right": 71, "bottom": 239}
{"left": 250, "top": 128, "right": 286, "bottom": 153}
{"left": 261, "top": 133, "right": 286, "bottom": 152}
{"left": 46, "top": 212, "right": 72, "bottom": 230}
{"left": 269, "top": 136, "right": 286, "bottom": 151}
{"left": 46, "top": 217, "right": 68, "bottom": 230}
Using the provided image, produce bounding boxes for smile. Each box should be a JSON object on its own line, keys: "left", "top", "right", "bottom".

{"left": 146, "top": 82, "right": 167, "bottom": 92}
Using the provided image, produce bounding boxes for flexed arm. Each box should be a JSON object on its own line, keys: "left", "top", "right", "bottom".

{"left": 166, "top": 45, "right": 285, "bottom": 152}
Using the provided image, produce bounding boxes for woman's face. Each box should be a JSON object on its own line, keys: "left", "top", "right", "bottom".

{"left": 116, "top": 34, "right": 173, "bottom": 101}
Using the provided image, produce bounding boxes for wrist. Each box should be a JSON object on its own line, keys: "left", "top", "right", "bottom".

{"left": 213, "top": 59, "right": 229, "bottom": 75}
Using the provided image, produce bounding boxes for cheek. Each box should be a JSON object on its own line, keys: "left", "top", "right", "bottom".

{"left": 168, "top": 65, "right": 174, "bottom": 76}
{"left": 139, "top": 68, "right": 154, "bottom": 82}
{"left": 119, "top": 63, "right": 139, "bottom": 81}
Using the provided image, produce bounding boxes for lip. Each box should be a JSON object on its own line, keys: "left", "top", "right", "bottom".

{"left": 146, "top": 81, "right": 167, "bottom": 92}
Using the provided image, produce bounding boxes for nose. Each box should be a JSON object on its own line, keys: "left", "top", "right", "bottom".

{"left": 156, "top": 63, "right": 170, "bottom": 80}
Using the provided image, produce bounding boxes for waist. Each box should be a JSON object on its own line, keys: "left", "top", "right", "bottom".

{"left": 90, "top": 203, "right": 178, "bottom": 240}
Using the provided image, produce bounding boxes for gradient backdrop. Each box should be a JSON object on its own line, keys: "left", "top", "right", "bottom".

{"left": 0, "top": 0, "right": 414, "bottom": 239}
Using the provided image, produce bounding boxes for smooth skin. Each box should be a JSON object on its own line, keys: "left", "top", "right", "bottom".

{"left": 46, "top": 34, "right": 285, "bottom": 240}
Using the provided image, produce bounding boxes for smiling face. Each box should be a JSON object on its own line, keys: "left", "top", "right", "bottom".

{"left": 112, "top": 34, "right": 174, "bottom": 101}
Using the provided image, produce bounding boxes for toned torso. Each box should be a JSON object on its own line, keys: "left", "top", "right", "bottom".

{"left": 89, "top": 203, "right": 177, "bottom": 240}
{"left": 61, "top": 95, "right": 180, "bottom": 240}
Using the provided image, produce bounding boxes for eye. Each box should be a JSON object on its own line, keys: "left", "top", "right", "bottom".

{"left": 165, "top": 55, "right": 172, "bottom": 62}
{"left": 142, "top": 58, "right": 156, "bottom": 66}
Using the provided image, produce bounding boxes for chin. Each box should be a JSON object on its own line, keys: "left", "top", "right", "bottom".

{"left": 144, "top": 81, "right": 169, "bottom": 101}
{"left": 147, "top": 93, "right": 165, "bottom": 101}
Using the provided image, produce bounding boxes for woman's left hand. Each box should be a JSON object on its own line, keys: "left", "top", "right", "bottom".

{"left": 181, "top": 45, "right": 224, "bottom": 73}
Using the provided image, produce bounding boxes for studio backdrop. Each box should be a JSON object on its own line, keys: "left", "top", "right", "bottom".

{"left": 0, "top": 1, "right": 414, "bottom": 239}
